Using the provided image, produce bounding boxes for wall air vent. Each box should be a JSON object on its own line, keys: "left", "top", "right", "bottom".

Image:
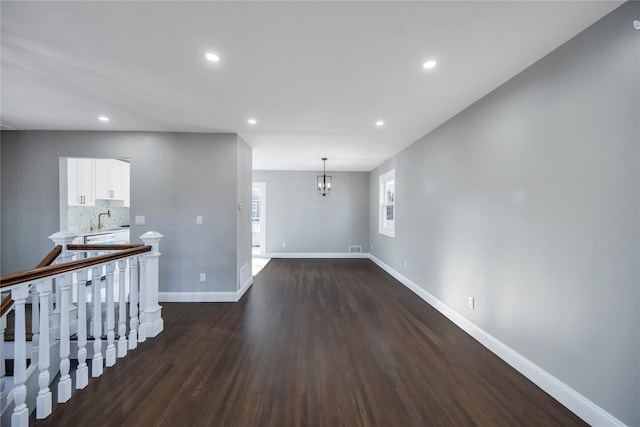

{"left": 348, "top": 245, "right": 363, "bottom": 254}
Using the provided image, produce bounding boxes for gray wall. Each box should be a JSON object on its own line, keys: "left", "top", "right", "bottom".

{"left": 252, "top": 170, "right": 369, "bottom": 254}
{"left": 1, "top": 131, "right": 248, "bottom": 293}
{"left": 370, "top": 4, "right": 639, "bottom": 425}
{"left": 236, "top": 136, "right": 252, "bottom": 288}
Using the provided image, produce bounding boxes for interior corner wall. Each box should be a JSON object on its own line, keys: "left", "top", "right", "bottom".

{"left": 252, "top": 170, "right": 369, "bottom": 255}
{"left": 0, "top": 131, "right": 240, "bottom": 293}
{"left": 236, "top": 136, "right": 252, "bottom": 289}
{"left": 369, "top": 3, "right": 639, "bottom": 425}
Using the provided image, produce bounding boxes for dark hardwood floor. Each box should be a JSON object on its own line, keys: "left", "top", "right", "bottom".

{"left": 34, "top": 258, "right": 585, "bottom": 426}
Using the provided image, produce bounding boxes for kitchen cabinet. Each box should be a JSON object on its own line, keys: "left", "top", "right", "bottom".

{"left": 67, "top": 158, "right": 95, "bottom": 206}
{"left": 123, "top": 161, "right": 130, "bottom": 207}
{"left": 96, "top": 159, "right": 128, "bottom": 200}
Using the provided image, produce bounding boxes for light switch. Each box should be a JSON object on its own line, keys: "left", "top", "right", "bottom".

{"left": 196, "top": 215, "right": 203, "bottom": 225}
{"left": 135, "top": 215, "right": 145, "bottom": 225}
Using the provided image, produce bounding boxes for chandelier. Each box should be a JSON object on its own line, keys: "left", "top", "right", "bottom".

{"left": 317, "top": 157, "right": 332, "bottom": 196}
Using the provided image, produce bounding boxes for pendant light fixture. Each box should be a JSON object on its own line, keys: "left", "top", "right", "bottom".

{"left": 317, "top": 157, "right": 332, "bottom": 196}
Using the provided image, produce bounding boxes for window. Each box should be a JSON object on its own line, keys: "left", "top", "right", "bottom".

{"left": 379, "top": 169, "right": 395, "bottom": 237}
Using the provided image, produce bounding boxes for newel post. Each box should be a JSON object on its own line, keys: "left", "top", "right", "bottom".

{"left": 48, "top": 231, "right": 79, "bottom": 338}
{"left": 139, "top": 231, "right": 164, "bottom": 338}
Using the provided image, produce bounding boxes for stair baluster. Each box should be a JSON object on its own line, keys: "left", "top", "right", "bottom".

{"left": 10, "top": 284, "right": 29, "bottom": 427}
{"left": 91, "top": 265, "right": 104, "bottom": 377}
{"left": 117, "top": 259, "right": 127, "bottom": 358}
{"left": 36, "top": 279, "right": 52, "bottom": 418}
{"left": 31, "top": 289, "right": 39, "bottom": 362}
{"left": 76, "top": 269, "right": 89, "bottom": 389}
{"left": 128, "top": 257, "right": 139, "bottom": 350}
{"left": 57, "top": 275, "right": 72, "bottom": 402}
{"left": 105, "top": 263, "right": 116, "bottom": 367}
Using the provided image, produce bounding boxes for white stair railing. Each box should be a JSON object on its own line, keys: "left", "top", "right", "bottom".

{"left": 0, "top": 230, "right": 163, "bottom": 427}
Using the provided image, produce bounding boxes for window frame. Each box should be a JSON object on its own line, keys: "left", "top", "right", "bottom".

{"left": 379, "top": 169, "right": 395, "bottom": 238}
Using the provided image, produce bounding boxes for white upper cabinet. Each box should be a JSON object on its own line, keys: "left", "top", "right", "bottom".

{"left": 95, "top": 159, "right": 109, "bottom": 199}
{"left": 68, "top": 158, "right": 130, "bottom": 206}
{"left": 108, "top": 159, "right": 124, "bottom": 200}
{"left": 96, "top": 159, "right": 128, "bottom": 200}
{"left": 67, "top": 158, "right": 95, "bottom": 206}
{"left": 123, "top": 161, "right": 130, "bottom": 207}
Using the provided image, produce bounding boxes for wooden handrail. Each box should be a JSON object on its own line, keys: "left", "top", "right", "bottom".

{"left": 36, "top": 245, "right": 63, "bottom": 268}
{"left": 0, "top": 295, "right": 14, "bottom": 317}
{"left": 67, "top": 243, "right": 144, "bottom": 251}
{"left": 67, "top": 243, "right": 145, "bottom": 251}
{"left": 0, "top": 245, "right": 151, "bottom": 289}
{"left": 1, "top": 245, "right": 62, "bottom": 316}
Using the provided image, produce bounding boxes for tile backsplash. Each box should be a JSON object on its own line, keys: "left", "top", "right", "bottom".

{"left": 68, "top": 199, "right": 130, "bottom": 234}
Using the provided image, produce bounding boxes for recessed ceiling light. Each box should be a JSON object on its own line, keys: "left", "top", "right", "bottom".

{"left": 205, "top": 53, "right": 220, "bottom": 62}
{"left": 98, "top": 116, "right": 110, "bottom": 122}
{"left": 248, "top": 118, "right": 257, "bottom": 125}
{"left": 375, "top": 121, "right": 384, "bottom": 127}
{"left": 423, "top": 60, "right": 437, "bottom": 69}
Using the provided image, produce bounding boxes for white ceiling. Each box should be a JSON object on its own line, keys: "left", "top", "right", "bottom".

{"left": 0, "top": 1, "right": 621, "bottom": 171}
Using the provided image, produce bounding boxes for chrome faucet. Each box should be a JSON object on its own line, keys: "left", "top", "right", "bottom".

{"left": 98, "top": 210, "right": 111, "bottom": 230}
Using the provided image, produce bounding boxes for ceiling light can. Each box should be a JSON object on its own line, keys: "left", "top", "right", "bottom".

{"left": 423, "top": 60, "right": 437, "bottom": 69}
{"left": 205, "top": 53, "right": 220, "bottom": 62}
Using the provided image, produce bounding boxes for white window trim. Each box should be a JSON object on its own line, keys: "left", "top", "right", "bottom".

{"left": 379, "top": 169, "right": 395, "bottom": 238}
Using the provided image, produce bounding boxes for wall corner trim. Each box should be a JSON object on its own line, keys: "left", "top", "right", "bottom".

{"left": 367, "top": 254, "right": 626, "bottom": 427}
{"left": 238, "top": 275, "right": 253, "bottom": 300}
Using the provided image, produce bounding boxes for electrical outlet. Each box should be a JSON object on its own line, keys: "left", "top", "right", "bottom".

{"left": 370, "top": 244, "right": 374, "bottom": 250}
{"left": 200, "top": 273, "right": 206, "bottom": 282}
{"left": 468, "top": 296, "right": 474, "bottom": 310}
{"left": 404, "top": 261, "right": 407, "bottom": 270}
{"left": 282, "top": 242, "right": 286, "bottom": 248}
{"left": 196, "top": 215, "right": 203, "bottom": 225}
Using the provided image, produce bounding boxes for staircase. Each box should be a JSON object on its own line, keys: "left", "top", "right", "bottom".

{"left": 1, "top": 230, "right": 164, "bottom": 426}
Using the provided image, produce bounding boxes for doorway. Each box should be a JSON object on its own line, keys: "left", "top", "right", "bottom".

{"left": 251, "top": 182, "right": 269, "bottom": 276}
{"left": 251, "top": 182, "right": 267, "bottom": 256}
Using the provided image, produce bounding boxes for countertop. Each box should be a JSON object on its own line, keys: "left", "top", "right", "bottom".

{"left": 76, "top": 226, "right": 130, "bottom": 238}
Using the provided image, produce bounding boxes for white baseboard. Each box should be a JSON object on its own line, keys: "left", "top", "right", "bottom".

{"left": 368, "top": 255, "right": 625, "bottom": 427}
{"left": 160, "top": 282, "right": 253, "bottom": 303}
{"left": 266, "top": 252, "right": 369, "bottom": 258}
